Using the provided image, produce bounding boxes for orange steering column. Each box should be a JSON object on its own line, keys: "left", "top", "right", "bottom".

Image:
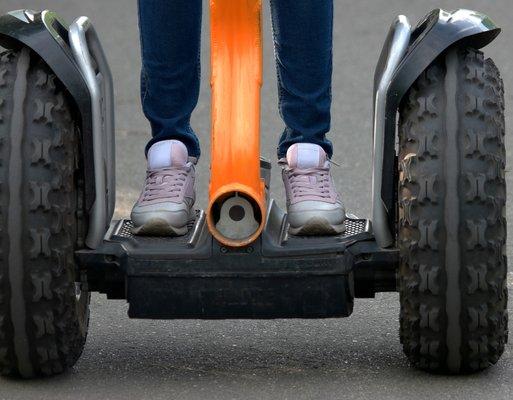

{"left": 207, "top": 0, "right": 266, "bottom": 247}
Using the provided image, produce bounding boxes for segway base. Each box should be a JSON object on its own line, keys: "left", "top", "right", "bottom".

{"left": 77, "top": 201, "right": 394, "bottom": 319}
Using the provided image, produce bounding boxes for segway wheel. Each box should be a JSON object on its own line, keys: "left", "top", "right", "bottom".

{"left": 398, "top": 47, "right": 507, "bottom": 373}
{"left": 0, "top": 48, "right": 90, "bottom": 378}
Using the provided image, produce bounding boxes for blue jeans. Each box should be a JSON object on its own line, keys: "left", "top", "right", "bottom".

{"left": 138, "top": 0, "right": 334, "bottom": 159}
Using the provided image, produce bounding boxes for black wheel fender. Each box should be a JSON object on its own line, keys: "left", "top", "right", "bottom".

{"left": 376, "top": 8, "right": 501, "bottom": 238}
{"left": 0, "top": 9, "right": 95, "bottom": 212}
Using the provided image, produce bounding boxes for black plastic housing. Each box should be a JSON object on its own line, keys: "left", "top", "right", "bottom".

{"left": 76, "top": 202, "right": 397, "bottom": 319}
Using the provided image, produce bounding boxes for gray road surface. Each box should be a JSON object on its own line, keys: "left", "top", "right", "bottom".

{"left": 0, "top": 0, "right": 512, "bottom": 399}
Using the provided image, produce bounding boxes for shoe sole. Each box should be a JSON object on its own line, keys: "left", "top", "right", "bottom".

{"left": 131, "top": 218, "right": 188, "bottom": 237}
{"left": 289, "top": 217, "right": 346, "bottom": 236}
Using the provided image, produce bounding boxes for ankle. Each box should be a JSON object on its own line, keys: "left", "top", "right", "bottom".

{"left": 147, "top": 140, "right": 188, "bottom": 169}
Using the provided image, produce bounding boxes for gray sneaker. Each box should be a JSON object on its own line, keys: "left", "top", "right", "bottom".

{"left": 281, "top": 143, "right": 346, "bottom": 235}
{"left": 131, "top": 140, "right": 196, "bottom": 236}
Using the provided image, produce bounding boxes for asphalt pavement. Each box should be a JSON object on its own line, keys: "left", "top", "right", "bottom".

{"left": 0, "top": 0, "right": 512, "bottom": 399}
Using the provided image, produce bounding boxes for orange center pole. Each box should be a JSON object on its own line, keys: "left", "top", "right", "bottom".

{"left": 207, "top": 0, "right": 266, "bottom": 247}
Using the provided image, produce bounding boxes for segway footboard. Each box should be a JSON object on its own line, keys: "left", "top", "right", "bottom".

{"left": 77, "top": 202, "right": 396, "bottom": 319}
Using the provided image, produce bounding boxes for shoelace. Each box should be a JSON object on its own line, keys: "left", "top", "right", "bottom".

{"left": 286, "top": 166, "right": 331, "bottom": 200}
{"left": 142, "top": 166, "right": 189, "bottom": 202}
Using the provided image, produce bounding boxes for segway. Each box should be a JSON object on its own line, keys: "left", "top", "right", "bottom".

{"left": 0, "top": 4, "right": 507, "bottom": 378}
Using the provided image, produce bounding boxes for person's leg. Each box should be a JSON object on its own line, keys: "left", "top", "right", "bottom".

{"left": 132, "top": 0, "right": 201, "bottom": 235}
{"left": 270, "top": 0, "right": 333, "bottom": 159}
{"left": 138, "top": 0, "right": 202, "bottom": 158}
{"left": 271, "top": 0, "right": 344, "bottom": 235}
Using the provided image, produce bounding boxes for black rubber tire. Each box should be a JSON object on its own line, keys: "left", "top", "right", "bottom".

{"left": 0, "top": 48, "right": 90, "bottom": 378}
{"left": 398, "top": 47, "right": 508, "bottom": 374}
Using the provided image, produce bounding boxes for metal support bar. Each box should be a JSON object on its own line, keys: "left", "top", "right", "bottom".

{"left": 371, "top": 16, "right": 411, "bottom": 248}
{"left": 69, "top": 17, "right": 116, "bottom": 249}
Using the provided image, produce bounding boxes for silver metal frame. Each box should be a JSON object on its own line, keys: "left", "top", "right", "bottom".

{"left": 68, "top": 16, "right": 116, "bottom": 248}
{"left": 371, "top": 15, "right": 411, "bottom": 248}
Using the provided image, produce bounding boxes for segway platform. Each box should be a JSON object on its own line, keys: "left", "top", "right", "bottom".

{"left": 0, "top": 8, "right": 507, "bottom": 377}
{"left": 77, "top": 201, "right": 392, "bottom": 319}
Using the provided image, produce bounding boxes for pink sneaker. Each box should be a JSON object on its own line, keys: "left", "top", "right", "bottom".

{"left": 281, "top": 143, "right": 346, "bottom": 235}
{"left": 131, "top": 140, "right": 196, "bottom": 236}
